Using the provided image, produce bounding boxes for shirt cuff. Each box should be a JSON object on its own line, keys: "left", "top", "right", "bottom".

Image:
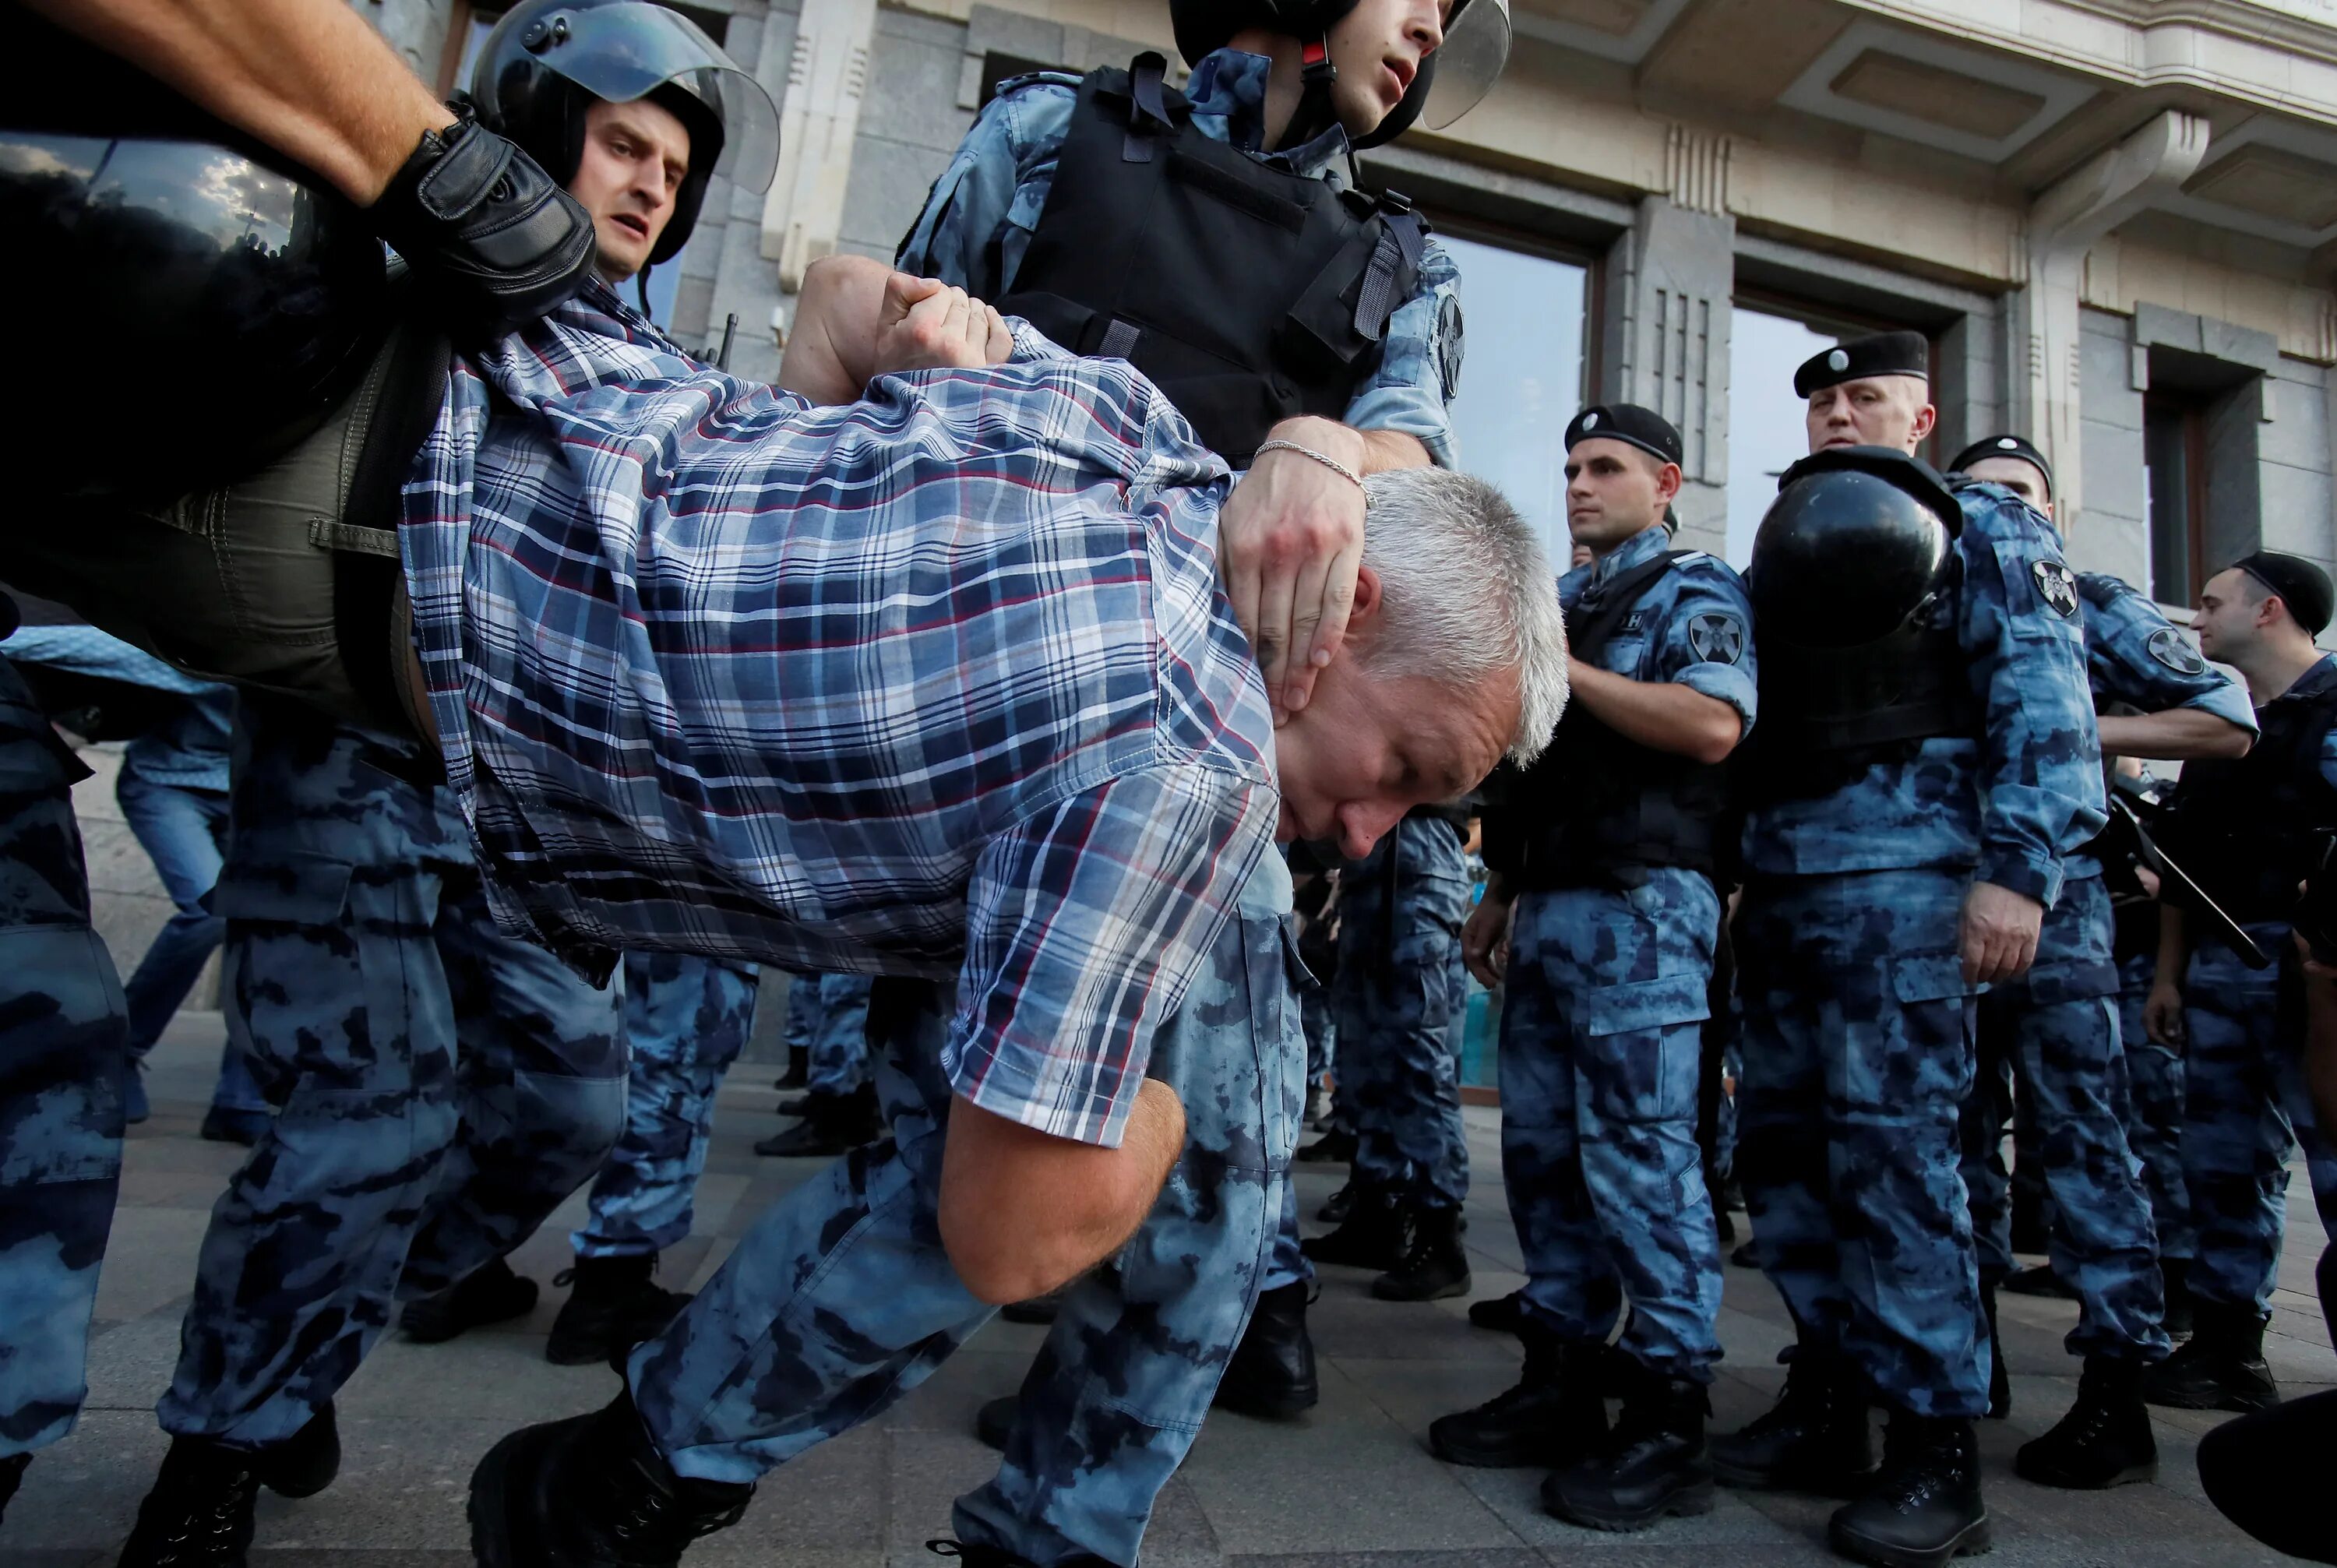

{"left": 1978, "top": 847, "right": 2061, "bottom": 911}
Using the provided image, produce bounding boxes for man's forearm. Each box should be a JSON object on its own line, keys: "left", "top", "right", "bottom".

{"left": 2098, "top": 709, "right": 2253, "bottom": 762}
{"left": 29, "top": 0, "right": 453, "bottom": 204}
{"left": 1357, "top": 428, "right": 1433, "bottom": 475}
{"left": 1568, "top": 664, "right": 1744, "bottom": 764}
{"left": 2155, "top": 902, "right": 2191, "bottom": 992}
{"left": 938, "top": 1077, "right": 1186, "bottom": 1305}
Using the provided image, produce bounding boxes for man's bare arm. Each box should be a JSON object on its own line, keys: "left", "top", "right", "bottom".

{"left": 2098, "top": 710, "right": 2253, "bottom": 763}
{"left": 780, "top": 256, "right": 1011, "bottom": 403}
{"left": 937, "top": 1080, "right": 1186, "bottom": 1305}
{"left": 26, "top": 0, "right": 452, "bottom": 204}
{"left": 1567, "top": 665, "right": 1745, "bottom": 764}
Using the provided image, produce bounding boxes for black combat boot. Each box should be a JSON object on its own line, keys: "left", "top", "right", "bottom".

{"left": 252, "top": 1402, "right": 340, "bottom": 1499}
{"left": 1827, "top": 1411, "right": 1990, "bottom": 1568}
{"left": 2159, "top": 1257, "right": 2194, "bottom": 1343}
{"left": 2141, "top": 1298, "right": 2280, "bottom": 1412}
{"left": 2015, "top": 1355, "right": 2157, "bottom": 1489}
{"left": 470, "top": 1393, "right": 753, "bottom": 1568}
{"left": 118, "top": 1437, "right": 263, "bottom": 1568}
{"left": 1295, "top": 1126, "right": 1355, "bottom": 1164}
{"left": 1542, "top": 1365, "right": 1714, "bottom": 1531}
{"left": 1429, "top": 1327, "right": 1610, "bottom": 1469}
{"left": 403, "top": 1256, "right": 541, "bottom": 1344}
{"left": 775, "top": 1043, "right": 808, "bottom": 1091}
{"left": 1467, "top": 1290, "right": 1528, "bottom": 1336}
{"left": 546, "top": 1253, "right": 693, "bottom": 1369}
{"left": 2000, "top": 1263, "right": 2075, "bottom": 1300}
{"left": 973, "top": 1395, "right": 1017, "bottom": 1453}
{"left": 1317, "top": 1182, "right": 1354, "bottom": 1224}
{"left": 1709, "top": 1350, "right": 1875, "bottom": 1495}
{"left": 1372, "top": 1202, "right": 1470, "bottom": 1302}
{"left": 0, "top": 1451, "right": 30, "bottom": 1526}
{"left": 1979, "top": 1282, "right": 2010, "bottom": 1420}
{"left": 1214, "top": 1280, "right": 1319, "bottom": 1418}
{"left": 1302, "top": 1186, "right": 1409, "bottom": 1271}
{"left": 753, "top": 1084, "right": 881, "bottom": 1159}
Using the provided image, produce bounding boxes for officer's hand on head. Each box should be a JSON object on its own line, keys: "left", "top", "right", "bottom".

{"left": 1461, "top": 884, "right": 1514, "bottom": 989}
{"left": 371, "top": 109, "right": 597, "bottom": 344}
{"left": 2144, "top": 978, "right": 2187, "bottom": 1049}
{"left": 1221, "top": 418, "right": 1369, "bottom": 723}
{"left": 1958, "top": 880, "right": 2044, "bottom": 986}
{"left": 871, "top": 274, "right": 1013, "bottom": 377}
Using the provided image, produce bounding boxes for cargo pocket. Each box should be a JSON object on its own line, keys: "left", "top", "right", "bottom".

{"left": 2020, "top": 957, "right": 2120, "bottom": 1005}
{"left": 215, "top": 855, "right": 405, "bottom": 1100}
{"left": 1844, "top": 950, "right": 1977, "bottom": 1108}
{"left": 1579, "top": 973, "right": 1707, "bottom": 1125}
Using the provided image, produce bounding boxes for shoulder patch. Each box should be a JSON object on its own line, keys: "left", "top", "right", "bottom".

{"left": 2032, "top": 558, "right": 2080, "bottom": 619}
{"left": 2147, "top": 625, "right": 2208, "bottom": 675}
{"left": 1687, "top": 611, "right": 1747, "bottom": 666}
{"left": 1435, "top": 294, "right": 1465, "bottom": 403}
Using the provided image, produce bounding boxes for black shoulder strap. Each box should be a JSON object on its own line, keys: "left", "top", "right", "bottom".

{"left": 1567, "top": 550, "right": 1689, "bottom": 661}
{"left": 1352, "top": 192, "right": 1425, "bottom": 343}
{"left": 1121, "top": 52, "right": 1179, "bottom": 163}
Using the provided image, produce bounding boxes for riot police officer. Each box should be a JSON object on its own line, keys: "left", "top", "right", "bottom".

{"left": 1429, "top": 405, "right": 1753, "bottom": 1531}
{"left": 2143, "top": 551, "right": 2337, "bottom": 1412}
{"left": 898, "top": 0, "right": 1507, "bottom": 1423}
{"left": 1945, "top": 435, "right": 2254, "bottom": 1490}
{"left": 1714, "top": 334, "right": 2105, "bottom": 1568}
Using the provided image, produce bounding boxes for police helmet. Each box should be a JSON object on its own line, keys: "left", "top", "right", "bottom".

{"left": 1747, "top": 447, "right": 1960, "bottom": 650}
{"left": 470, "top": 0, "right": 780, "bottom": 265}
{"left": 1168, "top": 0, "right": 1510, "bottom": 147}
{"left": 4, "top": 9, "right": 389, "bottom": 506}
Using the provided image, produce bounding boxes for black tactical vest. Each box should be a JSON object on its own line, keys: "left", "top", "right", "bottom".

{"left": 2163, "top": 659, "right": 2337, "bottom": 922}
{"left": 1482, "top": 549, "right": 1736, "bottom": 886}
{"left": 992, "top": 55, "right": 1427, "bottom": 466}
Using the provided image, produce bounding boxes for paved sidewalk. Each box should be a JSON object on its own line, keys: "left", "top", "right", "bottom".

{"left": 6, "top": 1009, "right": 2328, "bottom": 1568}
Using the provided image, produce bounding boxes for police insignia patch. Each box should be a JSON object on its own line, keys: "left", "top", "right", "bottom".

{"left": 2147, "top": 625, "right": 2208, "bottom": 675}
{"left": 1687, "top": 611, "right": 1746, "bottom": 664}
{"left": 2032, "top": 559, "right": 2079, "bottom": 618}
{"left": 1436, "top": 295, "right": 1465, "bottom": 402}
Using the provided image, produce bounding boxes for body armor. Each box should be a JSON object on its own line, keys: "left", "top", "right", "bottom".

{"left": 992, "top": 56, "right": 1427, "bottom": 465}
{"left": 2163, "top": 660, "right": 2337, "bottom": 923}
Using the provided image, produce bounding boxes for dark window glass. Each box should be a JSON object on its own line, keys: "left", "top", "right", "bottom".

{"left": 1439, "top": 233, "right": 1588, "bottom": 564}
{"left": 2144, "top": 394, "right": 2207, "bottom": 608}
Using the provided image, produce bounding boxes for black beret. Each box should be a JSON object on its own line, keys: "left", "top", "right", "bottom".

{"left": 1794, "top": 330, "right": 1930, "bottom": 397}
{"left": 2233, "top": 550, "right": 2334, "bottom": 636}
{"left": 1563, "top": 403, "right": 1682, "bottom": 469}
{"left": 1949, "top": 433, "right": 2053, "bottom": 500}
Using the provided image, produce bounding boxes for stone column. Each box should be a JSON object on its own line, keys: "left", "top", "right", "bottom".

{"left": 1599, "top": 130, "right": 1737, "bottom": 559}
{"left": 763, "top": 0, "right": 879, "bottom": 291}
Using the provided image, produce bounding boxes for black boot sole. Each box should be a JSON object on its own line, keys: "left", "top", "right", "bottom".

{"left": 1542, "top": 1475, "right": 1715, "bottom": 1532}
{"left": 403, "top": 1279, "right": 541, "bottom": 1344}
{"left": 2012, "top": 1451, "right": 2157, "bottom": 1490}
{"left": 468, "top": 1425, "right": 548, "bottom": 1568}
{"left": 1212, "top": 1381, "right": 1319, "bottom": 1420}
{"left": 2139, "top": 1376, "right": 2280, "bottom": 1414}
{"left": 1371, "top": 1270, "right": 1472, "bottom": 1302}
{"left": 1828, "top": 1511, "right": 1992, "bottom": 1568}
{"left": 256, "top": 1406, "right": 341, "bottom": 1499}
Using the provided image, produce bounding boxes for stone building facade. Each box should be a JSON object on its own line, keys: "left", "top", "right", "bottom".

{"left": 358, "top": 0, "right": 2337, "bottom": 629}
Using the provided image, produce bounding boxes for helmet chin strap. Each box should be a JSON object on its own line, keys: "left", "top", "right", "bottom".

{"left": 1274, "top": 32, "right": 1342, "bottom": 153}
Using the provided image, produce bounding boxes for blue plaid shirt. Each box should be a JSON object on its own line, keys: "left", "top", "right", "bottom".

{"left": 398, "top": 285, "right": 1278, "bottom": 1147}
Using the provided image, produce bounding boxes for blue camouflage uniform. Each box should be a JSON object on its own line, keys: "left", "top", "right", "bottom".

{"left": 1497, "top": 526, "right": 1754, "bottom": 1378}
{"left": 572, "top": 953, "right": 761, "bottom": 1261}
{"left": 2176, "top": 655, "right": 2337, "bottom": 1317}
{"left": 807, "top": 971, "right": 872, "bottom": 1098}
{"left": 2118, "top": 946, "right": 2193, "bottom": 1265}
{"left": 157, "top": 699, "right": 628, "bottom": 1446}
{"left": 631, "top": 853, "right": 1302, "bottom": 1565}
{"left": 895, "top": 41, "right": 1461, "bottom": 1323}
{"left": 1958, "top": 571, "right": 2255, "bottom": 1361}
{"left": 1331, "top": 815, "right": 1472, "bottom": 1212}
{"left": 1736, "top": 482, "right": 2104, "bottom": 1418}
{"left": 0, "top": 653, "right": 127, "bottom": 1461}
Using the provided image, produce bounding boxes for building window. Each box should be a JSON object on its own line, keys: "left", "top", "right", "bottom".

{"left": 1438, "top": 231, "right": 1589, "bottom": 563}
{"left": 1725, "top": 305, "right": 1839, "bottom": 569}
{"left": 2143, "top": 393, "right": 2209, "bottom": 609}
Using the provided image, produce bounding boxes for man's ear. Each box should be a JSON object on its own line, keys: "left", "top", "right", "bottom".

{"left": 1655, "top": 461, "right": 1683, "bottom": 505}
{"left": 1350, "top": 563, "right": 1384, "bottom": 629}
{"left": 1911, "top": 400, "right": 1940, "bottom": 445}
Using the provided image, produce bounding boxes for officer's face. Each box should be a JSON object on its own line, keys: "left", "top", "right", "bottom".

{"left": 1962, "top": 456, "right": 2053, "bottom": 520}
{"left": 2192, "top": 568, "right": 2263, "bottom": 664}
{"left": 570, "top": 97, "right": 692, "bottom": 285}
{"left": 1326, "top": 0, "right": 1447, "bottom": 136}
{"left": 1271, "top": 570, "right": 1518, "bottom": 858}
{"left": 1804, "top": 375, "right": 1936, "bottom": 456}
{"left": 1564, "top": 439, "right": 1675, "bottom": 555}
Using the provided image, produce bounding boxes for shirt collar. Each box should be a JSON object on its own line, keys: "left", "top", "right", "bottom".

{"left": 1590, "top": 521, "right": 1673, "bottom": 587}
{"left": 2279, "top": 651, "right": 2337, "bottom": 704}
{"left": 1184, "top": 48, "right": 1352, "bottom": 178}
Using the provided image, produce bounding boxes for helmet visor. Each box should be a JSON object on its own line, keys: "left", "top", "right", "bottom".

{"left": 483, "top": 2, "right": 781, "bottom": 192}
{"left": 1418, "top": 0, "right": 1510, "bottom": 129}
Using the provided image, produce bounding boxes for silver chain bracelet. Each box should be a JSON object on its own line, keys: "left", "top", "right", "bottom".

{"left": 1253, "top": 439, "right": 1368, "bottom": 502}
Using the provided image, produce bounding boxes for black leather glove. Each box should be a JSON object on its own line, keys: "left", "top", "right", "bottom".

{"left": 372, "top": 107, "right": 597, "bottom": 342}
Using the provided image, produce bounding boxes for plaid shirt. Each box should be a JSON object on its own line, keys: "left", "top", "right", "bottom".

{"left": 398, "top": 285, "right": 1278, "bottom": 1147}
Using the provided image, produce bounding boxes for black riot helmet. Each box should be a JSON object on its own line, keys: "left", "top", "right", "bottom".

{"left": 1749, "top": 446, "right": 1960, "bottom": 649}
{"left": 470, "top": 0, "right": 780, "bottom": 266}
{"left": 4, "top": 8, "right": 389, "bottom": 506}
{"left": 1169, "top": 0, "right": 1510, "bottom": 150}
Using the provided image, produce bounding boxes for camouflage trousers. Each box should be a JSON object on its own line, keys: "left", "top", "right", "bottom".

{"left": 1498, "top": 873, "right": 1724, "bottom": 1377}
{"left": 160, "top": 701, "right": 628, "bottom": 1446}
{"left": 1736, "top": 868, "right": 1988, "bottom": 1419}
{"left": 0, "top": 657, "right": 127, "bottom": 1459}
{"left": 630, "top": 854, "right": 1302, "bottom": 1566}
{"left": 2180, "top": 926, "right": 2337, "bottom": 1315}
{"left": 779, "top": 971, "right": 873, "bottom": 1098}
{"left": 573, "top": 953, "right": 760, "bottom": 1260}
{"left": 2118, "top": 950, "right": 2194, "bottom": 1263}
{"left": 1331, "top": 817, "right": 1469, "bottom": 1209}
{"left": 1956, "top": 874, "right": 2168, "bottom": 1360}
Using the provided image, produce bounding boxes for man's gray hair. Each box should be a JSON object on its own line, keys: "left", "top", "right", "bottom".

{"left": 1357, "top": 467, "right": 1569, "bottom": 765}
